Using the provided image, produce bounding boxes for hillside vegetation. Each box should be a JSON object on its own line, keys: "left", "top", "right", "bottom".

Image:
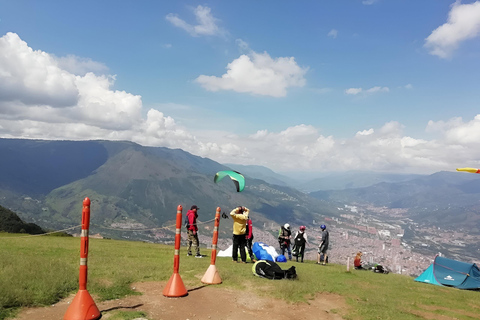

{"left": 1, "top": 234, "right": 479, "bottom": 320}
{"left": 0, "top": 205, "right": 44, "bottom": 234}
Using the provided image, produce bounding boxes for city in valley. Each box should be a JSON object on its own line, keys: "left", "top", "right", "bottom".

{"left": 95, "top": 203, "right": 480, "bottom": 278}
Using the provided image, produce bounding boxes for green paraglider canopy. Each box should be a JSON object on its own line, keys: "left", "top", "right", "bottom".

{"left": 214, "top": 170, "right": 245, "bottom": 192}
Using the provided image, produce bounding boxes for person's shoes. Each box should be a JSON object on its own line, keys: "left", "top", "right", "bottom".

{"left": 322, "top": 262, "right": 326, "bottom": 265}
{"left": 195, "top": 254, "right": 203, "bottom": 258}
{"left": 251, "top": 259, "right": 257, "bottom": 263}
{"left": 238, "top": 261, "right": 246, "bottom": 264}
{"left": 187, "top": 252, "right": 192, "bottom": 256}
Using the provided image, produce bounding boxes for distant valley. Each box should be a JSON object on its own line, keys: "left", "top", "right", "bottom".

{"left": 1, "top": 138, "right": 479, "bottom": 275}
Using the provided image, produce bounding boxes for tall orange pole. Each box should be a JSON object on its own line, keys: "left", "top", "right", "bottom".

{"left": 201, "top": 207, "right": 222, "bottom": 284}
{"left": 64, "top": 198, "right": 101, "bottom": 320}
{"left": 163, "top": 205, "right": 188, "bottom": 297}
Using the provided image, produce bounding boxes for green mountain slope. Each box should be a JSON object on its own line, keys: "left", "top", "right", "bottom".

{"left": 0, "top": 139, "right": 337, "bottom": 239}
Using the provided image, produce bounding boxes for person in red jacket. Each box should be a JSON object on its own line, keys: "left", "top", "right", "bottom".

{"left": 186, "top": 205, "right": 202, "bottom": 258}
{"left": 245, "top": 217, "right": 256, "bottom": 262}
{"left": 354, "top": 251, "right": 364, "bottom": 269}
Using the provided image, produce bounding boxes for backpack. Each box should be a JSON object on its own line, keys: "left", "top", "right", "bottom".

{"left": 184, "top": 214, "right": 190, "bottom": 229}
{"left": 294, "top": 232, "right": 305, "bottom": 246}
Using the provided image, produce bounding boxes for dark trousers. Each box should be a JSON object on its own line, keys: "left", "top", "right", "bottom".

{"left": 296, "top": 244, "right": 305, "bottom": 262}
{"left": 281, "top": 242, "right": 292, "bottom": 260}
{"left": 246, "top": 237, "right": 254, "bottom": 261}
{"left": 232, "top": 234, "right": 247, "bottom": 262}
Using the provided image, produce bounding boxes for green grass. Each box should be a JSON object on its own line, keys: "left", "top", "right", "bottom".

{"left": 1, "top": 233, "right": 479, "bottom": 320}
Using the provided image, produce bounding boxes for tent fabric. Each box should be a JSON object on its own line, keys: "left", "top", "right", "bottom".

{"left": 414, "top": 264, "right": 442, "bottom": 286}
{"left": 415, "top": 255, "right": 480, "bottom": 290}
{"left": 217, "top": 244, "right": 251, "bottom": 259}
{"left": 252, "top": 242, "right": 279, "bottom": 262}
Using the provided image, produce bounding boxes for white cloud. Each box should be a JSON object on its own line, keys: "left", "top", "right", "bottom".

{"left": 0, "top": 32, "right": 199, "bottom": 150}
{"left": 55, "top": 54, "right": 108, "bottom": 76}
{"left": 366, "top": 86, "right": 389, "bottom": 93}
{"left": 356, "top": 128, "right": 374, "bottom": 136}
{"left": 166, "top": 5, "right": 225, "bottom": 37}
{"left": 362, "top": 0, "right": 379, "bottom": 5}
{"left": 425, "top": 1, "right": 480, "bottom": 58}
{"left": 195, "top": 51, "right": 308, "bottom": 97}
{"left": 345, "top": 88, "right": 363, "bottom": 95}
{"left": 404, "top": 84, "right": 413, "bottom": 89}
{"left": 345, "top": 86, "right": 389, "bottom": 95}
{"left": 327, "top": 29, "right": 338, "bottom": 39}
{"left": 4, "top": 33, "right": 480, "bottom": 174}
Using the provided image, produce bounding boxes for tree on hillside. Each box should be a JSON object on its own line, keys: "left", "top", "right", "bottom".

{"left": 0, "top": 205, "right": 44, "bottom": 234}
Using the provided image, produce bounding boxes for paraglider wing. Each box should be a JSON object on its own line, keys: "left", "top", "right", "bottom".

{"left": 214, "top": 170, "right": 245, "bottom": 192}
{"left": 456, "top": 167, "right": 480, "bottom": 174}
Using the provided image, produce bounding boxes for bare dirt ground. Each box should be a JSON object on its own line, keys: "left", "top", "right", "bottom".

{"left": 13, "top": 281, "right": 348, "bottom": 320}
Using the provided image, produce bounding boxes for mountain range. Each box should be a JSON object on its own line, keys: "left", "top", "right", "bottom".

{"left": 0, "top": 139, "right": 338, "bottom": 241}
{"left": 1, "top": 138, "right": 480, "bottom": 257}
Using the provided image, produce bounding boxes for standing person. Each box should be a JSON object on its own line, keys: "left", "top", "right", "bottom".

{"left": 317, "top": 224, "right": 329, "bottom": 265}
{"left": 245, "top": 216, "right": 256, "bottom": 262}
{"left": 278, "top": 223, "right": 292, "bottom": 261}
{"left": 293, "top": 226, "right": 308, "bottom": 263}
{"left": 230, "top": 206, "right": 250, "bottom": 263}
{"left": 186, "top": 205, "right": 202, "bottom": 258}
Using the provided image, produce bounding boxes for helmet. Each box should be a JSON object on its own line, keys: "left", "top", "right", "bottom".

{"left": 300, "top": 226, "right": 306, "bottom": 231}
{"left": 284, "top": 223, "right": 290, "bottom": 229}
{"left": 320, "top": 224, "right": 326, "bottom": 230}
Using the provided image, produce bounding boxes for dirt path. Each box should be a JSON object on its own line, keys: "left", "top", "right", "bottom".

{"left": 13, "top": 281, "right": 348, "bottom": 320}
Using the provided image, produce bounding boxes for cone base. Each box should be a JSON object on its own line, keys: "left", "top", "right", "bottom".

{"left": 201, "top": 264, "right": 222, "bottom": 284}
{"left": 163, "top": 273, "right": 188, "bottom": 297}
{"left": 64, "top": 289, "right": 101, "bottom": 320}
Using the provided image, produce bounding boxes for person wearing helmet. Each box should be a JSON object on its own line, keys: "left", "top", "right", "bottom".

{"left": 278, "top": 223, "right": 292, "bottom": 261}
{"left": 292, "top": 226, "right": 308, "bottom": 263}
{"left": 317, "top": 224, "right": 329, "bottom": 265}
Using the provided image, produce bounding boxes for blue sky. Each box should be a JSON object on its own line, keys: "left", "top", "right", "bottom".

{"left": 1, "top": 0, "right": 480, "bottom": 174}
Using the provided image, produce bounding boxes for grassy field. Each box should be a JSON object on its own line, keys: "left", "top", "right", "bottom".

{"left": 0, "top": 233, "right": 479, "bottom": 320}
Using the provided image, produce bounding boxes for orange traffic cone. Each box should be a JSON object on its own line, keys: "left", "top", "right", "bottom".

{"left": 201, "top": 207, "right": 222, "bottom": 285}
{"left": 64, "top": 290, "right": 101, "bottom": 320}
{"left": 201, "top": 264, "right": 222, "bottom": 284}
{"left": 163, "top": 205, "right": 188, "bottom": 297}
{"left": 163, "top": 273, "right": 188, "bottom": 297}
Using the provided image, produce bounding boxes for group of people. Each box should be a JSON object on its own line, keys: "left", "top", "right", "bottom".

{"left": 185, "top": 203, "right": 331, "bottom": 265}
{"left": 278, "top": 223, "right": 329, "bottom": 264}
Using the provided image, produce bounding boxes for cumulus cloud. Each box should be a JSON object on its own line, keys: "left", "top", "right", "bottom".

{"left": 425, "top": 1, "right": 480, "bottom": 58}
{"left": 327, "top": 29, "right": 338, "bottom": 39}
{"left": 166, "top": 5, "right": 225, "bottom": 37}
{"left": 345, "top": 86, "right": 389, "bottom": 95}
{"left": 362, "top": 0, "right": 379, "bottom": 5}
{"left": 195, "top": 51, "right": 308, "bottom": 97}
{"left": 3, "top": 33, "right": 480, "bottom": 174}
{"left": 0, "top": 32, "right": 200, "bottom": 150}
{"left": 55, "top": 54, "right": 108, "bottom": 76}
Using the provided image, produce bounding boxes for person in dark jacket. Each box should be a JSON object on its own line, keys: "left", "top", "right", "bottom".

{"left": 186, "top": 205, "right": 202, "bottom": 258}
{"left": 292, "top": 226, "right": 308, "bottom": 263}
{"left": 278, "top": 223, "right": 292, "bottom": 261}
{"left": 317, "top": 224, "right": 329, "bottom": 265}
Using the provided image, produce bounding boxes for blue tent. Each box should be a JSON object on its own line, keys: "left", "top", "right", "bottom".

{"left": 415, "top": 255, "right": 480, "bottom": 290}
